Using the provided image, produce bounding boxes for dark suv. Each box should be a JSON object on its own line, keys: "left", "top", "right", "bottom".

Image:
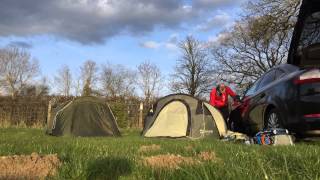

{"left": 230, "top": 0, "right": 320, "bottom": 136}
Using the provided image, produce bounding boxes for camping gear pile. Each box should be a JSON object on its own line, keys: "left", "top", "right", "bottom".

{"left": 221, "top": 129, "right": 295, "bottom": 145}
{"left": 252, "top": 129, "right": 294, "bottom": 146}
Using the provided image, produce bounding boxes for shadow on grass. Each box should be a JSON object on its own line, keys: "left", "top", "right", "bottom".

{"left": 86, "top": 157, "right": 132, "bottom": 180}
{"left": 297, "top": 137, "right": 320, "bottom": 145}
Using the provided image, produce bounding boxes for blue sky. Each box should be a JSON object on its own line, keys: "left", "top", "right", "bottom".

{"left": 0, "top": 0, "right": 244, "bottom": 84}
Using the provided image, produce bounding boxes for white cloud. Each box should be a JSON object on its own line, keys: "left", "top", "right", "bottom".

{"left": 182, "top": 5, "right": 193, "bottom": 13}
{"left": 0, "top": 0, "right": 242, "bottom": 44}
{"left": 167, "top": 34, "right": 179, "bottom": 44}
{"left": 139, "top": 41, "right": 161, "bottom": 49}
{"left": 165, "top": 43, "right": 179, "bottom": 51}
{"left": 208, "top": 32, "right": 231, "bottom": 44}
{"left": 193, "top": 0, "right": 244, "bottom": 10}
{"left": 140, "top": 33, "right": 179, "bottom": 51}
{"left": 197, "top": 12, "right": 231, "bottom": 32}
{"left": 164, "top": 34, "right": 179, "bottom": 51}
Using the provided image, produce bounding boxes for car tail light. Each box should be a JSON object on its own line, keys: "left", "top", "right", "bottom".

{"left": 294, "top": 69, "right": 320, "bottom": 85}
{"left": 304, "top": 114, "right": 320, "bottom": 118}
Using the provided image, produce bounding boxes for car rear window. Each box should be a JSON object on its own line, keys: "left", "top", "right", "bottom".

{"left": 299, "top": 12, "right": 320, "bottom": 49}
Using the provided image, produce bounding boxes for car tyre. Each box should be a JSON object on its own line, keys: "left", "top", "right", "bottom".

{"left": 265, "top": 109, "right": 283, "bottom": 130}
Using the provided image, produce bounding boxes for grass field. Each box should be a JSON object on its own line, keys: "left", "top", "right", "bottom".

{"left": 1, "top": 128, "right": 320, "bottom": 180}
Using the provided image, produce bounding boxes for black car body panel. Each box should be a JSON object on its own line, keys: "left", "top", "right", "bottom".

{"left": 231, "top": 0, "right": 320, "bottom": 136}
{"left": 234, "top": 65, "right": 303, "bottom": 134}
{"left": 233, "top": 66, "right": 320, "bottom": 136}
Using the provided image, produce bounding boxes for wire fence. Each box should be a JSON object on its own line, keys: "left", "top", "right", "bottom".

{"left": 0, "top": 96, "right": 148, "bottom": 128}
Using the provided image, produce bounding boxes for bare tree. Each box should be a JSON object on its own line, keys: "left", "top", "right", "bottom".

{"left": 54, "top": 65, "right": 72, "bottom": 96}
{"left": 100, "top": 63, "right": 136, "bottom": 98}
{"left": 171, "top": 36, "right": 214, "bottom": 97}
{"left": 20, "top": 76, "right": 50, "bottom": 96}
{"left": 82, "top": 79, "right": 92, "bottom": 96}
{"left": 80, "top": 60, "right": 98, "bottom": 90}
{"left": 211, "top": 0, "right": 301, "bottom": 92}
{"left": 73, "top": 78, "right": 82, "bottom": 96}
{"left": 35, "top": 76, "right": 50, "bottom": 96}
{"left": 137, "top": 61, "right": 162, "bottom": 106}
{"left": 0, "top": 46, "right": 39, "bottom": 97}
{"left": 246, "top": 0, "right": 300, "bottom": 28}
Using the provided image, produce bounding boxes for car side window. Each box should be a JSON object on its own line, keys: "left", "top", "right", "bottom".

{"left": 275, "top": 69, "right": 285, "bottom": 79}
{"left": 257, "top": 70, "right": 276, "bottom": 90}
{"left": 245, "top": 78, "right": 262, "bottom": 96}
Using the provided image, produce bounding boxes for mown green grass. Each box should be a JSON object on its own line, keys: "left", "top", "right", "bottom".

{"left": 1, "top": 128, "right": 320, "bottom": 180}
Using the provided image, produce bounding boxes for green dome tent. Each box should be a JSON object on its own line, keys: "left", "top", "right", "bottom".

{"left": 46, "top": 96, "right": 121, "bottom": 137}
{"left": 142, "top": 94, "right": 228, "bottom": 139}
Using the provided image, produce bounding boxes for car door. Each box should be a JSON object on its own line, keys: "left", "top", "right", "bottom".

{"left": 246, "top": 70, "right": 277, "bottom": 132}
{"left": 240, "top": 77, "right": 262, "bottom": 133}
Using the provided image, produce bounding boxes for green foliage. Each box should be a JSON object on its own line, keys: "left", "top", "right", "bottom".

{"left": 1, "top": 128, "right": 320, "bottom": 179}
{"left": 109, "top": 101, "right": 129, "bottom": 128}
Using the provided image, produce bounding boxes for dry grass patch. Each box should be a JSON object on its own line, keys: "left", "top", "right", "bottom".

{"left": 138, "top": 144, "right": 161, "bottom": 153}
{"left": 0, "top": 152, "right": 60, "bottom": 179}
{"left": 142, "top": 150, "right": 221, "bottom": 170}
{"left": 197, "top": 151, "right": 218, "bottom": 161}
{"left": 143, "top": 154, "right": 200, "bottom": 170}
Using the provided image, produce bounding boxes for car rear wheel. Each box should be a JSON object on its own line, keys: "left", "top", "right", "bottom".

{"left": 266, "top": 109, "right": 283, "bottom": 129}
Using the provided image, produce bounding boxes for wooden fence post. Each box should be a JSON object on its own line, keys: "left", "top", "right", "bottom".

{"left": 139, "top": 102, "right": 144, "bottom": 128}
{"left": 47, "top": 98, "right": 56, "bottom": 125}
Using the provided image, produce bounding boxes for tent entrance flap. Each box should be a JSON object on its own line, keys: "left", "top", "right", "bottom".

{"left": 204, "top": 102, "right": 228, "bottom": 137}
{"left": 145, "top": 101, "right": 188, "bottom": 137}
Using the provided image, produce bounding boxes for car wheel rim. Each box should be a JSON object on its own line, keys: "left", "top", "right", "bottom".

{"left": 268, "top": 112, "right": 279, "bottom": 129}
